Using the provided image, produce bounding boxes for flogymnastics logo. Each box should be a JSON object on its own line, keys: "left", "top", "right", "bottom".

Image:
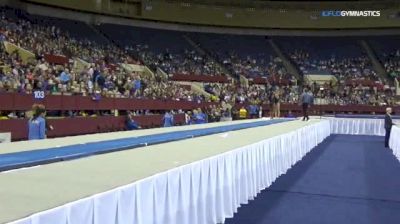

{"left": 321, "top": 10, "right": 380, "bottom": 17}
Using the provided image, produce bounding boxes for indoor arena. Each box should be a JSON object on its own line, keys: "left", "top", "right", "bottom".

{"left": 0, "top": 0, "right": 400, "bottom": 224}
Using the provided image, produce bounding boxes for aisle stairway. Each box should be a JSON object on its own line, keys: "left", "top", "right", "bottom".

{"left": 360, "top": 40, "right": 391, "bottom": 84}
{"left": 267, "top": 38, "right": 302, "bottom": 81}
{"left": 183, "top": 34, "right": 237, "bottom": 80}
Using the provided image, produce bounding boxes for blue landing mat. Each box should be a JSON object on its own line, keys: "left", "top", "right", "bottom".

{"left": 0, "top": 119, "right": 291, "bottom": 172}
{"left": 225, "top": 135, "right": 400, "bottom": 224}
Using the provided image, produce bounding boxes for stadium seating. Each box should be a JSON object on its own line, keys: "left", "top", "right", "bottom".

{"left": 0, "top": 6, "right": 398, "bottom": 115}
{"left": 367, "top": 36, "right": 400, "bottom": 80}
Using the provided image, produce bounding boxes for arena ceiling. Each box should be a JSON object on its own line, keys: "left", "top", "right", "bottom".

{"left": 141, "top": 0, "right": 399, "bottom": 9}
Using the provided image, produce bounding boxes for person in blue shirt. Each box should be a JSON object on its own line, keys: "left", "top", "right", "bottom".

{"left": 248, "top": 104, "right": 259, "bottom": 119}
{"left": 28, "top": 105, "right": 46, "bottom": 140}
{"left": 59, "top": 69, "right": 70, "bottom": 84}
{"left": 134, "top": 78, "right": 141, "bottom": 94}
{"left": 92, "top": 90, "right": 102, "bottom": 101}
{"left": 163, "top": 111, "right": 174, "bottom": 127}
{"left": 126, "top": 113, "right": 141, "bottom": 130}
{"left": 285, "top": 110, "right": 296, "bottom": 118}
{"left": 194, "top": 108, "right": 207, "bottom": 124}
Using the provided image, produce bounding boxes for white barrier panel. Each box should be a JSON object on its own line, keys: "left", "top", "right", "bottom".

{"left": 0, "top": 132, "right": 11, "bottom": 143}
{"left": 327, "top": 117, "right": 400, "bottom": 163}
{"left": 10, "top": 121, "right": 331, "bottom": 224}
{"left": 389, "top": 126, "right": 400, "bottom": 161}
{"left": 327, "top": 117, "right": 400, "bottom": 136}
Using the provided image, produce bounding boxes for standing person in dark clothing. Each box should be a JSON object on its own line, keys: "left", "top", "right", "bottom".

{"left": 272, "top": 91, "right": 281, "bottom": 118}
{"left": 299, "top": 88, "right": 314, "bottom": 121}
{"left": 384, "top": 107, "right": 394, "bottom": 148}
{"left": 269, "top": 91, "right": 276, "bottom": 119}
{"left": 96, "top": 73, "right": 106, "bottom": 89}
{"left": 92, "top": 65, "right": 100, "bottom": 83}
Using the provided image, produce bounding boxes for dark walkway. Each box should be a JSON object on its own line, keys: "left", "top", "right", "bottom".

{"left": 225, "top": 135, "right": 400, "bottom": 224}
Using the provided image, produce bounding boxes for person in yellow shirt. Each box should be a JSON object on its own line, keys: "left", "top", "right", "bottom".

{"left": 239, "top": 106, "right": 247, "bottom": 119}
{"left": 79, "top": 111, "right": 88, "bottom": 117}
{"left": 210, "top": 95, "right": 218, "bottom": 102}
{"left": 0, "top": 111, "right": 9, "bottom": 120}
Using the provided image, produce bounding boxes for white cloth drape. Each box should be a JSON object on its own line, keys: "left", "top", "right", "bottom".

{"left": 389, "top": 126, "right": 400, "bottom": 161}
{"left": 9, "top": 121, "right": 331, "bottom": 224}
{"left": 329, "top": 117, "right": 388, "bottom": 136}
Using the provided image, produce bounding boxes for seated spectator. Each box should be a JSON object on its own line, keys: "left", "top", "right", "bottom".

{"left": 185, "top": 111, "right": 192, "bottom": 125}
{"left": 162, "top": 111, "right": 174, "bottom": 127}
{"left": 0, "top": 111, "right": 9, "bottom": 120}
{"left": 285, "top": 111, "right": 296, "bottom": 118}
{"left": 193, "top": 108, "right": 207, "bottom": 124}
{"left": 126, "top": 112, "right": 141, "bottom": 130}
{"left": 239, "top": 106, "right": 247, "bottom": 119}
{"left": 220, "top": 108, "right": 232, "bottom": 121}
{"left": 59, "top": 69, "right": 70, "bottom": 84}
{"left": 248, "top": 103, "right": 259, "bottom": 119}
{"left": 92, "top": 90, "right": 101, "bottom": 101}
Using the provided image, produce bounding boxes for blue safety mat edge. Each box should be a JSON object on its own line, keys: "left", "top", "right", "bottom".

{"left": 0, "top": 119, "right": 293, "bottom": 172}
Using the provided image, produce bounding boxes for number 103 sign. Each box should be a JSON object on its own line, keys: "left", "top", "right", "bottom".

{"left": 33, "top": 91, "right": 45, "bottom": 99}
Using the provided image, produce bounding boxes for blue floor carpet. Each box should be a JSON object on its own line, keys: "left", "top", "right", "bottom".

{"left": 225, "top": 135, "right": 400, "bottom": 224}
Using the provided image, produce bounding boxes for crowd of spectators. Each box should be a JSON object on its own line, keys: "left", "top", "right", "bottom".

{"left": 310, "top": 81, "right": 395, "bottom": 106}
{"left": 204, "top": 81, "right": 299, "bottom": 114}
{"left": 290, "top": 50, "right": 381, "bottom": 81}
{"left": 217, "top": 51, "right": 291, "bottom": 81}
{"left": 0, "top": 52, "right": 206, "bottom": 102}
{"left": 126, "top": 45, "right": 223, "bottom": 76}
{"left": 0, "top": 9, "right": 209, "bottom": 102}
{"left": 289, "top": 49, "right": 396, "bottom": 106}
{"left": 382, "top": 49, "right": 400, "bottom": 81}
{"left": 0, "top": 11, "right": 136, "bottom": 64}
{"left": 0, "top": 7, "right": 398, "bottom": 113}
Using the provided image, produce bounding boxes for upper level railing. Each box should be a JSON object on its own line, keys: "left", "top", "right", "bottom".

{"left": 0, "top": 93, "right": 215, "bottom": 111}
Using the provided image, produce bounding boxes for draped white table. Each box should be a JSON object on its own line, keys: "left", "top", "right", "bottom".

{"left": 389, "top": 126, "right": 400, "bottom": 161}
{"left": 9, "top": 121, "right": 331, "bottom": 224}
{"left": 327, "top": 117, "right": 400, "bottom": 136}
{"left": 328, "top": 117, "right": 400, "bottom": 163}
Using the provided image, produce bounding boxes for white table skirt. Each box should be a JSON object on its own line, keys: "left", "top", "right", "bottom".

{"left": 390, "top": 126, "right": 400, "bottom": 161}
{"left": 328, "top": 117, "right": 389, "bottom": 136}
{"left": 328, "top": 117, "right": 400, "bottom": 163}
{"left": 10, "top": 121, "right": 331, "bottom": 224}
